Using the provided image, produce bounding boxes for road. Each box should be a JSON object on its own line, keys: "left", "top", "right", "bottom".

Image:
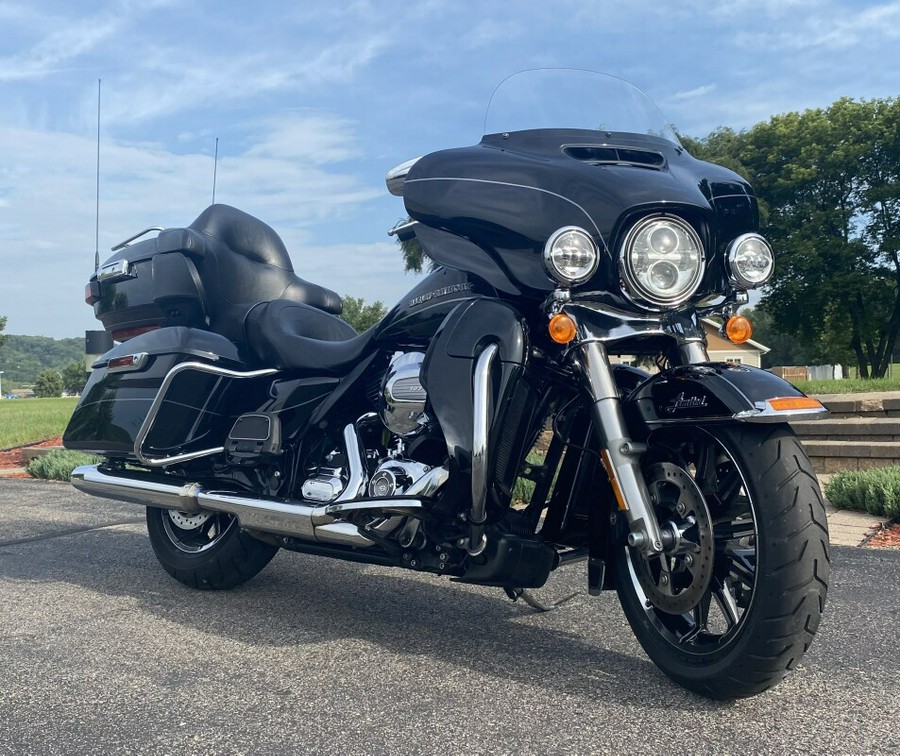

{"left": 1, "top": 479, "right": 898, "bottom": 755}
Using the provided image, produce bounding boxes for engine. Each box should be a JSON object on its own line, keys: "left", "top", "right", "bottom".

{"left": 379, "top": 351, "right": 427, "bottom": 437}
{"left": 302, "top": 351, "right": 437, "bottom": 504}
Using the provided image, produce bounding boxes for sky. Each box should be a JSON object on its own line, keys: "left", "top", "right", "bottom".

{"left": 1, "top": 0, "right": 898, "bottom": 339}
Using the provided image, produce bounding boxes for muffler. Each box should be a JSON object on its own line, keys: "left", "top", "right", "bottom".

{"left": 70, "top": 465, "right": 441, "bottom": 549}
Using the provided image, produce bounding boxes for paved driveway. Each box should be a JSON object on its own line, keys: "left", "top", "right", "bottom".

{"left": 1, "top": 479, "right": 898, "bottom": 755}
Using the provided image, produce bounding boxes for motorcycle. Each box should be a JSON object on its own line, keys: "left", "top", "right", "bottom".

{"left": 64, "top": 69, "right": 830, "bottom": 700}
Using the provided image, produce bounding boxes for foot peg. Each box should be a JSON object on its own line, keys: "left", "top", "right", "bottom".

{"left": 225, "top": 413, "right": 281, "bottom": 462}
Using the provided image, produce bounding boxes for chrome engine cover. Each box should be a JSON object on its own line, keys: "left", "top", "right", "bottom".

{"left": 368, "top": 459, "right": 431, "bottom": 497}
{"left": 380, "top": 351, "right": 427, "bottom": 437}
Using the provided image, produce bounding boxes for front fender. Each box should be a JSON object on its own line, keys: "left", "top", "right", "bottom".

{"left": 624, "top": 363, "right": 827, "bottom": 428}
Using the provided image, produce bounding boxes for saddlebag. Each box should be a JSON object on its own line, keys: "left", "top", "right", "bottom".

{"left": 63, "top": 327, "right": 252, "bottom": 458}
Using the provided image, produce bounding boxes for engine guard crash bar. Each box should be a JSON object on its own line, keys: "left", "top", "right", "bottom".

{"left": 460, "top": 343, "right": 498, "bottom": 557}
{"left": 70, "top": 463, "right": 449, "bottom": 549}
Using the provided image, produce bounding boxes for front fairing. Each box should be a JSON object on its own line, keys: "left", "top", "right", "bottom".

{"left": 403, "top": 127, "right": 758, "bottom": 302}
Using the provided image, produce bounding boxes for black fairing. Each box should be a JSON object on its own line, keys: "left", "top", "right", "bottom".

{"left": 403, "top": 130, "right": 757, "bottom": 300}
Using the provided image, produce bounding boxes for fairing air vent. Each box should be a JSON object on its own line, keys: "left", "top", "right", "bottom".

{"left": 562, "top": 145, "right": 666, "bottom": 170}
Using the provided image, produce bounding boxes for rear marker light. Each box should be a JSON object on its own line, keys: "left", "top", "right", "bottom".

{"left": 106, "top": 353, "right": 149, "bottom": 372}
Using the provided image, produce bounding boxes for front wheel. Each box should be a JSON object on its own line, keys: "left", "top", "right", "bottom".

{"left": 146, "top": 507, "right": 279, "bottom": 589}
{"left": 615, "top": 424, "right": 830, "bottom": 700}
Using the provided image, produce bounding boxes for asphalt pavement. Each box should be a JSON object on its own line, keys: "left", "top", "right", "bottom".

{"left": 1, "top": 479, "right": 898, "bottom": 755}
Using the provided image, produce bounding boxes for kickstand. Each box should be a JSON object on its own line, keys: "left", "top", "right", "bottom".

{"left": 504, "top": 587, "right": 578, "bottom": 612}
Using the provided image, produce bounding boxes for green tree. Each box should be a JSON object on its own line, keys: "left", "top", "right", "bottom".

{"left": 690, "top": 97, "right": 900, "bottom": 378}
{"left": 61, "top": 360, "right": 88, "bottom": 395}
{"left": 392, "top": 218, "right": 436, "bottom": 274}
{"left": 0, "top": 315, "right": 6, "bottom": 350}
{"left": 739, "top": 307, "right": 818, "bottom": 368}
{"left": 34, "top": 369, "right": 64, "bottom": 398}
{"left": 339, "top": 296, "right": 387, "bottom": 332}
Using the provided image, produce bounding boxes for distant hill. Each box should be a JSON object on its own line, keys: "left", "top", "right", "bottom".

{"left": 0, "top": 335, "right": 84, "bottom": 388}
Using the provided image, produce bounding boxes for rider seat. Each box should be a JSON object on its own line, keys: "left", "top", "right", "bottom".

{"left": 244, "top": 299, "right": 376, "bottom": 375}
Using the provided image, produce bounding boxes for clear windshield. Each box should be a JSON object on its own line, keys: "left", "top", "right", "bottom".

{"left": 483, "top": 69, "right": 680, "bottom": 145}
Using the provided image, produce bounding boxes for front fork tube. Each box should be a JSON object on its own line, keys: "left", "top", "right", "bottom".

{"left": 574, "top": 341, "right": 665, "bottom": 556}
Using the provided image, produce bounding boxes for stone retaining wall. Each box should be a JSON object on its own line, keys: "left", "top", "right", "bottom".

{"left": 792, "top": 392, "right": 900, "bottom": 474}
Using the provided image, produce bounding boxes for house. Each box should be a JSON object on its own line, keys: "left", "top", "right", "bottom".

{"left": 610, "top": 318, "right": 770, "bottom": 372}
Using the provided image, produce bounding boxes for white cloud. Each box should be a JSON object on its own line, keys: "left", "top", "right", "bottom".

{"left": 734, "top": 1, "right": 900, "bottom": 50}
{"left": 463, "top": 19, "right": 521, "bottom": 50}
{"left": 667, "top": 84, "right": 717, "bottom": 103}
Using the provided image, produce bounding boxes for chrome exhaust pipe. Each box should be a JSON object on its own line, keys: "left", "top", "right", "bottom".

{"left": 70, "top": 465, "right": 429, "bottom": 549}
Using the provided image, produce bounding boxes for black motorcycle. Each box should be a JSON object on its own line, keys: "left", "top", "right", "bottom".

{"left": 65, "top": 70, "right": 830, "bottom": 700}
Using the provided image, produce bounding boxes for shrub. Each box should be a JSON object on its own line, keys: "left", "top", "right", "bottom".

{"left": 825, "top": 467, "right": 900, "bottom": 519}
{"left": 26, "top": 449, "right": 101, "bottom": 481}
{"left": 34, "top": 369, "right": 65, "bottom": 398}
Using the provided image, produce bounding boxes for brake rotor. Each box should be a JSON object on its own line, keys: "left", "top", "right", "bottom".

{"left": 167, "top": 510, "right": 212, "bottom": 530}
{"left": 632, "top": 462, "right": 715, "bottom": 615}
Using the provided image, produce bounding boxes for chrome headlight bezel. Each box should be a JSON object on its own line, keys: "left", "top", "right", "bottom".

{"left": 726, "top": 233, "right": 774, "bottom": 288}
{"left": 542, "top": 226, "right": 600, "bottom": 286}
{"left": 618, "top": 214, "right": 706, "bottom": 308}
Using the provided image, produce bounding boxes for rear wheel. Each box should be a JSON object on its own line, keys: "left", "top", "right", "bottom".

{"left": 614, "top": 423, "right": 829, "bottom": 699}
{"left": 146, "top": 507, "right": 279, "bottom": 589}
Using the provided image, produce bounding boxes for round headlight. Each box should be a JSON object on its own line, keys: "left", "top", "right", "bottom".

{"left": 542, "top": 227, "right": 599, "bottom": 286}
{"left": 727, "top": 233, "right": 774, "bottom": 288}
{"left": 619, "top": 215, "right": 705, "bottom": 307}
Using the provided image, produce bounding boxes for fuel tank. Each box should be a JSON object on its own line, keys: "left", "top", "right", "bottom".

{"left": 375, "top": 267, "right": 498, "bottom": 347}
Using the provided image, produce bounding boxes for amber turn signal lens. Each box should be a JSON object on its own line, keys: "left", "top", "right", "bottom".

{"left": 548, "top": 313, "right": 577, "bottom": 344}
{"left": 725, "top": 315, "right": 752, "bottom": 344}
{"left": 767, "top": 397, "right": 824, "bottom": 412}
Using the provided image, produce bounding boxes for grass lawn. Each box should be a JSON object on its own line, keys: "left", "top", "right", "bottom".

{"left": 795, "top": 377, "right": 900, "bottom": 395}
{"left": 0, "top": 397, "right": 78, "bottom": 448}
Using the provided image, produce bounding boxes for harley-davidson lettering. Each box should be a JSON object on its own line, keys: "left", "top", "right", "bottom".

{"left": 408, "top": 282, "right": 473, "bottom": 307}
{"left": 664, "top": 392, "right": 710, "bottom": 414}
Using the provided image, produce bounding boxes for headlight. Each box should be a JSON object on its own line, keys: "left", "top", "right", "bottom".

{"left": 727, "top": 233, "right": 774, "bottom": 288}
{"left": 619, "top": 215, "right": 704, "bottom": 307}
{"left": 542, "top": 226, "right": 599, "bottom": 286}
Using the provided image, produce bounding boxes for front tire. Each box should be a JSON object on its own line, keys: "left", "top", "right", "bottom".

{"left": 146, "top": 507, "right": 279, "bottom": 589}
{"left": 615, "top": 424, "right": 830, "bottom": 699}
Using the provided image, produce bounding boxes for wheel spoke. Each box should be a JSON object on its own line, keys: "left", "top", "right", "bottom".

{"left": 714, "top": 517, "right": 755, "bottom": 542}
{"left": 726, "top": 548, "right": 756, "bottom": 589}
{"left": 692, "top": 442, "right": 718, "bottom": 497}
{"left": 716, "top": 466, "right": 742, "bottom": 509}
{"left": 712, "top": 577, "right": 741, "bottom": 629}
{"left": 680, "top": 590, "right": 712, "bottom": 644}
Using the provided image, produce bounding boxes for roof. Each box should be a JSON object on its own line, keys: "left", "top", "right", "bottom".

{"left": 701, "top": 318, "right": 770, "bottom": 354}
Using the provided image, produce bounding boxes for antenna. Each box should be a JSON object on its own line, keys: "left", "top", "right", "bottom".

{"left": 212, "top": 137, "right": 219, "bottom": 205}
{"left": 94, "top": 78, "right": 101, "bottom": 272}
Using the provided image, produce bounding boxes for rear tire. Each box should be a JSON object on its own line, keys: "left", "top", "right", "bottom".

{"left": 615, "top": 424, "right": 830, "bottom": 699}
{"left": 146, "top": 507, "right": 279, "bottom": 589}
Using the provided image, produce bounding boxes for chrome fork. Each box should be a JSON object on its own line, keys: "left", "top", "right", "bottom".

{"left": 573, "top": 340, "right": 665, "bottom": 556}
